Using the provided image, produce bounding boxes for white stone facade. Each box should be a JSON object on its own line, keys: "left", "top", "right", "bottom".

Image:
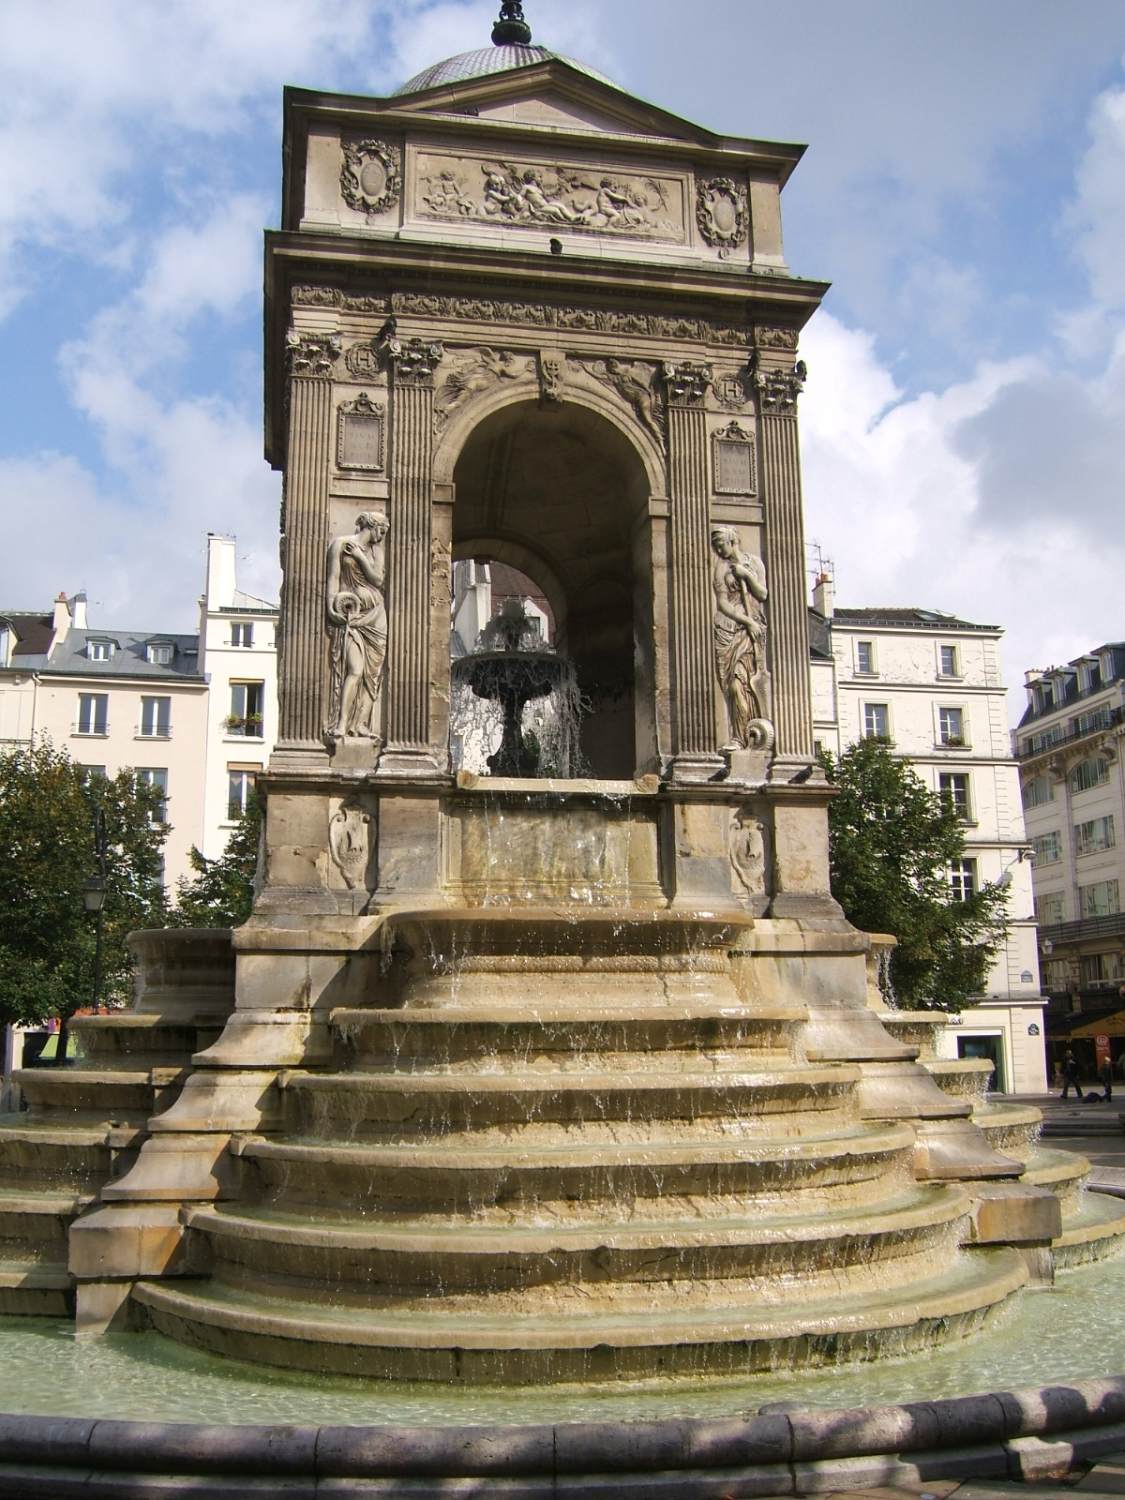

{"left": 0, "top": 538, "right": 278, "bottom": 894}
{"left": 809, "top": 577, "right": 1045, "bottom": 1091}
{"left": 1017, "top": 646, "right": 1125, "bottom": 1000}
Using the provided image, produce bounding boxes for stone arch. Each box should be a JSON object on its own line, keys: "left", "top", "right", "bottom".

{"left": 432, "top": 376, "right": 667, "bottom": 495}
{"left": 442, "top": 391, "right": 661, "bottom": 779}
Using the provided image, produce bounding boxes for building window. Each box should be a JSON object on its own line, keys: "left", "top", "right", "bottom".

{"left": 145, "top": 642, "right": 174, "bottom": 666}
{"left": 1031, "top": 831, "right": 1062, "bottom": 865}
{"left": 1073, "top": 707, "right": 1111, "bottom": 735}
{"left": 938, "top": 706, "right": 965, "bottom": 745}
{"left": 1035, "top": 891, "right": 1065, "bottom": 926}
{"left": 137, "top": 768, "right": 169, "bottom": 823}
{"left": 863, "top": 703, "right": 889, "bottom": 740}
{"left": 1069, "top": 758, "right": 1111, "bottom": 795}
{"left": 1079, "top": 879, "right": 1120, "bottom": 918}
{"left": 231, "top": 622, "right": 254, "bottom": 648}
{"left": 939, "top": 772, "right": 971, "bottom": 820}
{"left": 1080, "top": 953, "right": 1122, "bottom": 987}
{"left": 227, "top": 682, "right": 264, "bottom": 737}
{"left": 79, "top": 764, "right": 106, "bottom": 780}
{"left": 139, "top": 695, "right": 171, "bottom": 737}
{"left": 1074, "top": 814, "right": 1116, "bottom": 857}
{"left": 950, "top": 858, "right": 977, "bottom": 901}
{"left": 76, "top": 692, "right": 108, "bottom": 735}
{"left": 855, "top": 640, "right": 875, "bottom": 675}
{"left": 87, "top": 639, "right": 114, "bottom": 662}
{"left": 227, "top": 766, "right": 259, "bottom": 820}
{"left": 1021, "top": 775, "right": 1054, "bottom": 809}
{"left": 939, "top": 644, "right": 958, "bottom": 677}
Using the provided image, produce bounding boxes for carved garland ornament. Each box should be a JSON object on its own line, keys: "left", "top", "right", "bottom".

{"left": 341, "top": 138, "right": 402, "bottom": 219}
{"left": 697, "top": 177, "right": 749, "bottom": 258}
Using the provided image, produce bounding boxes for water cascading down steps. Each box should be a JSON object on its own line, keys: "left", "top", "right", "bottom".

{"left": 132, "top": 911, "right": 1033, "bottom": 1383}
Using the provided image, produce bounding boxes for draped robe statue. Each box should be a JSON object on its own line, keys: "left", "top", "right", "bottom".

{"left": 325, "top": 512, "right": 388, "bottom": 749}
{"left": 710, "top": 525, "right": 775, "bottom": 753}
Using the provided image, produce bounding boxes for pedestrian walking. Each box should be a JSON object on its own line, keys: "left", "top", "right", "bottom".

{"left": 1061, "top": 1049, "right": 1083, "bottom": 1099}
{"left": 1100, "top": 1056, "right": 1114, "bottom": 1103}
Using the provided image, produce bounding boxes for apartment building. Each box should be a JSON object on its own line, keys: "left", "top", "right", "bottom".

{"left": 809, "top": 576, "right": 1045, "bottom": 1092}
{"left": 1017, "top": 645, "right": 1125, "bottom": 1013}
{"left": 0, "top": 536, "right": 277, "bottom": 892}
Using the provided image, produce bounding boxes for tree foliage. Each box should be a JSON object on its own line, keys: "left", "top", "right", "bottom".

{"left": 0, "top": 740, "right": 168, "bottom": 1026}
{"left": 169, "top": 795, "right": 261, "bottom": 930}
{"left": 820, "top": 738, "right": 1009, "bottom": 1011}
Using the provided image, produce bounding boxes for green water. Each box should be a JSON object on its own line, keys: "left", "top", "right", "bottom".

{"left": 1, "top": 1249, "right": 1123, "bottom": 1427}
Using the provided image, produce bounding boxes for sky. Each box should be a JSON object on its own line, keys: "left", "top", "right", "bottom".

{"left": 1, "top": 0, "right": 1124, "bottom": 723}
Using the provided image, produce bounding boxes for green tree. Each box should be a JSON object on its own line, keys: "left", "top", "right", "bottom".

{"left": 820, "top": 738, "right": 1009, "bottom": 1010}
{"left": 0, "top": 740, "right": 168, "bottom": 1028}
{"left": 169, "top": 795, "right": 261, "bottom": 929}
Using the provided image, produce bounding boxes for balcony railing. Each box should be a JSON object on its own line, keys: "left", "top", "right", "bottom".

{"left": 1016, "top": 705, "right": 1123, "bottom": 760}
{"left": 1038, "top": 912, "right": 1125, "bottom": 946}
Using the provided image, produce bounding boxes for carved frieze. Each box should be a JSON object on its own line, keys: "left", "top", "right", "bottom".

{"left": 341, "top": 138, "right": 402, "bottom": 219}
{"left": 697, "top": 176, "right": 749, "bottom": 258}
{"left": 292, "top": 285, "right": 340, "bottom": 308}
{"left": 329, "top": 800, "right": 373, "bottom": 890}
{"left": 286, "top": 331, "right": 341, "bottom": 378}
{"left": 710, "top": 526, "right": 775, "bottom": 754}
{"left": 386, "top": 337, "right": 444, "bottom": 385}
{"left": 712, "top": 422, "right": 756, "bottom": 497}
{"left": 416, "top": 151, "right": 685, "bottom": 242}
{"left": 337, "top": 393, "right": 386, "bottom": 472}
{"left": 662, "top": 361, "right": 713, "bottom": 407}
{"left": 577, "top": 358, "right": 664, "bottom": 443}
{"left": 753, "top": 325, "right": 800, "bottom": 352}
{"left": 754, "top": 359, "right": 807, "bottom": 415}
{"left": 538, "top": 350, "right": 567, "bottom": 405}
{"left": 433, "top": 347, "right": 531, "bottom": 430}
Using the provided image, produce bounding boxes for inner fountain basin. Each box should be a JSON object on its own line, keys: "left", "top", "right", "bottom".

{"left": 3, "top": 1250, "right": 1125, "bottom": 1424}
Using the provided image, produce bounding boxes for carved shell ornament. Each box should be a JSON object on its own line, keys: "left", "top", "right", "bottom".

{"left": 697, "top": 177, "right": 749, "bottom": 257}
{"left": 341, "top": 138, "right": 402, "bottom": 218}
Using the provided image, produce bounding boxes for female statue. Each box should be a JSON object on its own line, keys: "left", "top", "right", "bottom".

{"left": 710, "top": 525, "right": 773, "bottom": 752}
{"left": 325, "top": 511, "right": 389, "bottom": 746}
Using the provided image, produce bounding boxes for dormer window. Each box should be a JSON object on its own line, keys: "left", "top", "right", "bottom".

{"left": 146, "top": 641, "right": 174, "bottom": 666}
{"left": 0, "top": 626, "right": 11, "bottom": 668}
{"left": 87, "top": 639, "right": 114, "bottom": 662}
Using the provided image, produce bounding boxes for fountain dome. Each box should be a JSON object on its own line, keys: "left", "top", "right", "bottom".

{"left": 395, "top": 45, "right": 616, "bottom": 96}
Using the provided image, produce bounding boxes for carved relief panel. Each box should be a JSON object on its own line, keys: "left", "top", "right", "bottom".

{"left": 414, "top": 150, "right": 688, "bottom": 243}
{"left": 712, "top": 422, "right": 756, "bottom": 497}
{"left": 697, "top": 176, "right": 749, "bottom": 258}
{"left": 340, "top": 138, "right": 402, "bottom": 219}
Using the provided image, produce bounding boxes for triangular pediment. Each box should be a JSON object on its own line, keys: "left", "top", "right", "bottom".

{"left": 390, "top": 59, "right": 725, "bottom": 148}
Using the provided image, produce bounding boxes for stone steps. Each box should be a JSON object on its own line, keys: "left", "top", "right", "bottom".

{"left": 0, "top": 1257, "right": 72, "bottom": 1316}
{"left": 133, "top": 1244, "right": 1029, "bottom": 1384}
{"left": 184, "top": 1182, "right": 970, "bottom": 1299}
{"left": 231, "top": 1120, "right": 917, "bottom": 1214}
{"left": 279, "top": 1063, "right": 860, "bottom": 1142}
{"left": 1054, "top": 1190, "right": 1125, "bottom": 1267}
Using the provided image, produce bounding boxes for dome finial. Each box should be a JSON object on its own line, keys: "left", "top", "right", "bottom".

{"left": 492, "top": 1, "right": 532, "bottom": 46}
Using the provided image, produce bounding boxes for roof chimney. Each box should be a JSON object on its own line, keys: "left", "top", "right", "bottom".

{"left": 71, "top": 592, "right": 88, "bottom": 630}
{"left": 812, "top": 571, "right": 834, "bottom": 620}
{"left": 51, "top": 592, "right": 72, "bottom": 642}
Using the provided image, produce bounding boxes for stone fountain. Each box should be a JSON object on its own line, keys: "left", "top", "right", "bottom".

{"left": 1, "top": 3, "right": 1124, "bottom": 1491}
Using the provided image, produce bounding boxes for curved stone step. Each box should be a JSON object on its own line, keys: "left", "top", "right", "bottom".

{"left": 0, "top": 1257, "right": 72, "bottom": 1316}
{"left": 0, "top": 1119, "right": 114, "bottom": 1188}
{"left": 329, "top": 1005, "right": 804, "bottom": 1071}
{"left": 0, "top": 1186, "right": 94, "bottom": 1259}
{"left": 232, "top": 1121, "right": 917, "bottom": 1216}
{"left": 69, "top": 1014, "right": 222, "bottom": 1066}
{"left": 14, "top": 1068, "right": 184, "bottom": 1121}
{"left": 1021, "top": 1145, "right": 1090, "bottom": 1212}
{"left": 184, "top": 1182, "right": 971, "bottom": 1299}
{"left": 923, "top": 1057, "right": 996, "bottom": 1100}
{"left": 1054, "top": 1189, "right": 1125, "bottom": 1267}
{"left": 279, "top": 1064, "right": 860, "bottom": 1142}
{"left": 974, "top": 1102, "right": 1043, "bottom": 1157}
{"left": 134, "top": 1245, "right": 1028, "bottom": 1383}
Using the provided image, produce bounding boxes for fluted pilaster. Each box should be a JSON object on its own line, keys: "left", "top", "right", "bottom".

{"left": 664, "top": 362, "right": 723, "bottom": 781}
{"left": 756, "top": 359, "right": 814, "bottom": 764}
{"left": 275, "top": 337, "right": 338, "bottom": 764}
{"left": 382, "top": 339, "right": 445, "bottom": 777}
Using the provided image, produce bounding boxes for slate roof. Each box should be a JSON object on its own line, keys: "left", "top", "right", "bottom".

{"left": 40, "top": 630, "right": 204, "bottom": 683}
{"left": 831, "top": 607, "right": 999, "bottom": 633}
{"left": 0, "top": 610, "right": 55, "bottom": 661}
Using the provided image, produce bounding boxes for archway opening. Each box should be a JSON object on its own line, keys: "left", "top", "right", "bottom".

{"left": 449, "top": 399, "right": 652, "bottom": 780}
